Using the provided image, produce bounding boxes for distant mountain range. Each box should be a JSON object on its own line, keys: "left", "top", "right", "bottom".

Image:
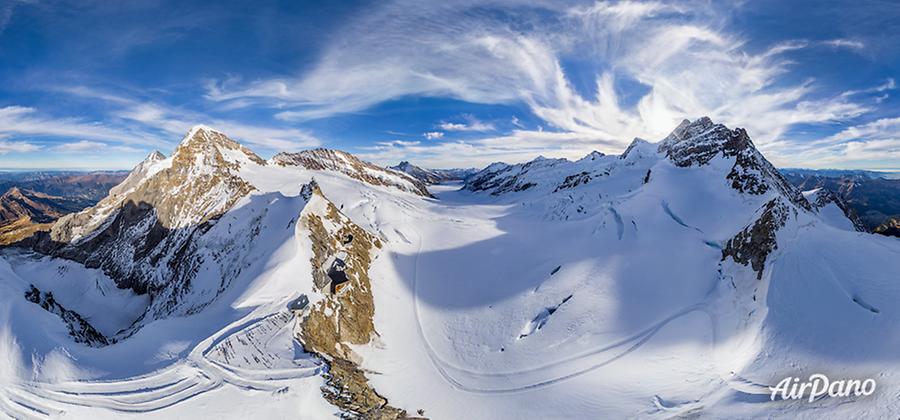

{"left": 389, "top": 161, "right": 478, "bottom": 184}
{"left": 781, "top": 168, "right": 900, "bottom": 237}
{"left": 0, "top": 171, "right": 128, "bottom": 244}
{"left": 0, "top": 170, "right": 129, "bottom": 201}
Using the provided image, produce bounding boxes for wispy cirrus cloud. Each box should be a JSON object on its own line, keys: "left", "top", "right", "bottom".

{"left": 0, "top": 105, "right": 156, "bottom": 145}
{"left": 206, "top": 0, "right": 877, "bottom": 167}
{"left": 41, "top": 86, "right": 322, "bottom": 152}
{"left": 0, "top": 140, "right": 40, "bottom": 154}
{"left": 51, "top": 140, "right": 143, "bottom": 153}
{"left": 764, "top": 116, "right": 900, "bottom": 169}
{"left": 823, "top": 38, "right": 865, "bottom": 50}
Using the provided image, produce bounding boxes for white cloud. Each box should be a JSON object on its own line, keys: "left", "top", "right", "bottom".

{"left": 823, "top": 38, "right": 865, "bottom": 50}
{"left": 53, "top": 140, "right": 107, "bottom": 153}
{"left": 763, "top": 116, "right": 900, "bottom": 169}
{"left": 0, "top": 105, "right": 159, "bottom": 145}
{"left": 206, "top": 0, "right": 877, "bottom": 167}
{"left": 48, "top": 87, "right": 322, "bottom": 152}
{"left": 358, "top": 128, "right": 610, "bottom": 168}
{"left": 424, "top": 131, "right": 444, "bottom": 140}
{"left": 438, "top": 115, "right": 495, "bottom": 132}
{"left": 0, "top": 140, "right": 39, "bottom": 154}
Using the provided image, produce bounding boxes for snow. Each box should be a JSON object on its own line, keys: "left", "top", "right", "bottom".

{"left": 2, "top": 250, "right": 149, "bottom": 336}
{"left": 2, "top": 121, "right": 899, "bottom": 418}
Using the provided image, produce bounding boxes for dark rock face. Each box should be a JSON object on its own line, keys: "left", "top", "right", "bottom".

{"left": 554, "top": 172, "right": 592, "bottom": 192}
{"left": 875, "top": 217, "right": 900, "bottom": 236}
{"left": 659, "top": 118, "right": 811, "bottom": 211}
{"left": 722, "top": 198, "right": 792, "bottom": 280}
{"left": 25, "top": 285, "right": 109, "bottom": 346}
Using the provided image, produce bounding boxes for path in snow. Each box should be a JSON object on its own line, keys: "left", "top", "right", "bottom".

{"left": 403, "top": 188, "right": 723, "bottom": 394}
{"left": 4, "top": 311, "right": 320, "bottom": 417}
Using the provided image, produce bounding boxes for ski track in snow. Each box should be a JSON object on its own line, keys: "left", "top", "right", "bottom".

{"left": 407, "top": 225, "right": 716, "bottom": 395}
{"left": 3, "top": 311, "right": 320, "bottom": 417}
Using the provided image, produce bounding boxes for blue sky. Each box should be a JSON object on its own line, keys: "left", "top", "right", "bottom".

{"left": 0, "top": 0, "right": 898, "bottom": 170}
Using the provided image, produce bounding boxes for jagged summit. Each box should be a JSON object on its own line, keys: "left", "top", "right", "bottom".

{"left": 182, "top": 124, "right": 225, "bottom": 141}
{"left": 657, "top": 117, "right": 748, "bottom": 166}
{"left": 657, "top": 117, "right": 810, "bottom": 209}
{"left": 463, "top": 118, "right": 811, "bottom": 214}
{"left": 147, "top": 150, "right": 166, "bottom": 161}
{"left": 661, "top": 116, "right": 716, "bottom": 145}
{"left": 174, "top": 126, "right": 265, "bottom": 167}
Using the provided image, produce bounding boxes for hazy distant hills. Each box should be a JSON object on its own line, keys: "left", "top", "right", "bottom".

{"left": 0, "top": 170, "right": 129, "bottom": 202}
{"left": 781, "top": 168, "right": 900, "bottom": 237}
{"left": 0, "top": 171, "right": 127, "bottom": 244}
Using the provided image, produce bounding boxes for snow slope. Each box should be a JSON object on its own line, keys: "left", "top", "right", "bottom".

{"left": 2, "top": 120, "right": 899, "bottom": 419}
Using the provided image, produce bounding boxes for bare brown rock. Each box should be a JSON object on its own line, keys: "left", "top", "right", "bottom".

{"left": 297, "top": 184, "right": 415, "bottom": 419}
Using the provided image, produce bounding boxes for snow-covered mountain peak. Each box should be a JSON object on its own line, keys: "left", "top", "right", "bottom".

{"left": 578, "top": 151, "right": 605, "bottom": 162}
{"left": 272, "top": 148, "right": 432, "bottom": 197}
{"left": 657, "top": 117, "right": 741, "bottom": 165}
{"left": 146, "top": 150, "right": 166, "bottom": 162}
{"left": 174, "top": 126, "right": 266, "bottom": 169}
{"left": 658, "top": 117, "right": 811, "bottom": 210}
{"left": 661, "top": 116, "right": 715, "bottom": 144}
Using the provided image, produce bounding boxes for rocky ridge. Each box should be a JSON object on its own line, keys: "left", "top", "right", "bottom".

{"left": 389, "top": 161, "right": 477, "bottom": 185}
{"left": 273, "top": 149, "right": 433, "bottom": 198}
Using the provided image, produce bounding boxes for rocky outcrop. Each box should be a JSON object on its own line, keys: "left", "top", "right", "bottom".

{"left": 321, "top": 358, "right": 408, "bottom": 420}
{"left": 554, "top": 171, "right": 593, "bottom": 192}
{"left": 25, "top": 285, "right": 108, "bottom": 347}
{"left": 875, "top": 217, "right": 900, "bottom": 236}
{"left": 722, "top": 198, "right": 793, "bottom": 280}
{"left": 273, "top": 149, "right": 432, "bottom": 197}
{"left": 295, "top": 183, "right": 413, "bottom": 419}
